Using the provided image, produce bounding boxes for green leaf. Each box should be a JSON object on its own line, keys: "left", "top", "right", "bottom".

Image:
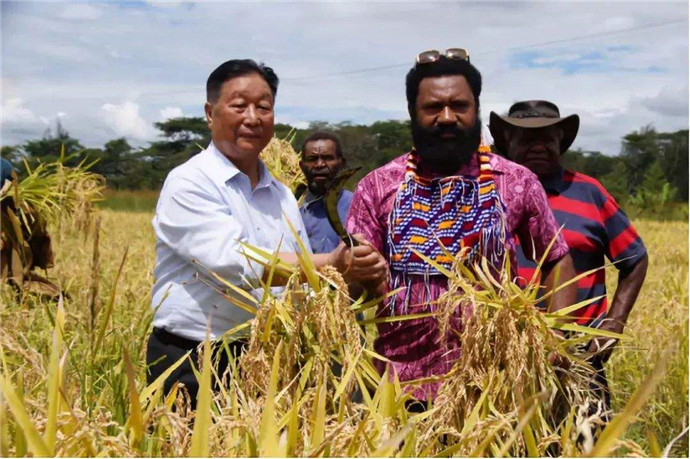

{"left": 259, "top": 341, "right": 283, "bottom": 456}
{"left": 0, "top": 373, "right": 51, "bottom": 457}
{"left": 189, "top": 330, "right": 213, "bottom": 457}
{"left": 589, "top": 346, "right": 672, "bottom": 457}
{"left": 44, "top": 296, "right": 65, "bottom": 454}
{"left": 122, "top": 346, "right": 144, "bottom": 447}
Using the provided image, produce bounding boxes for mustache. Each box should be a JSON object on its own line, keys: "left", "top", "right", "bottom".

{"left": 411, "top": 118, "right": 482, "bottom": 173}
{"left": 426, "top": 124, "right": 464, "bottom": 138}
{"left": 305, "top": 166, "right": 333, "bottom": 178}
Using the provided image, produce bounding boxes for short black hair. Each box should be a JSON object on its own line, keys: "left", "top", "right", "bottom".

{"left": 206, "top": 59, "right": 279, "bottom": 103}
{"left": 405, "top": 57, "right": 482, "bottom": 117}
{"left": 301, "top": 131, "right": 344, "bottom": 159}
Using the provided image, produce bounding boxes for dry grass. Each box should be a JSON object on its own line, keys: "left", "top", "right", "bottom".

{"left": 0, "top": 210, "right": 685, "bottom": 456}
{"left": 606, "top": 220, "right": 689, "bottom": 456}
{"left": 0, "top": 140, "right": 686, "bottom": 456}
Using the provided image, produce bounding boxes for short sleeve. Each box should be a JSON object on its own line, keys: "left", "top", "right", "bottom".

{"left": 345, "top": 176, "right": 385, "bottom": 253}
{"left": 599, "top": 190, "right": 646, "bottom": 270}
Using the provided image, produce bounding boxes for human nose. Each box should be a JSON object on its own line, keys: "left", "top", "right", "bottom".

{"left": 438, "top": 106, "right": 456, "bottom": 124}
{"left": 244, "top": 105, "right": 259, "bottom": 125}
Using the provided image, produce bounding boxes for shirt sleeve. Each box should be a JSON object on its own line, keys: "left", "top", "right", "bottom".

{"left": 287, "top": 194, "right": 313, "bottom": 255}
{"left": 153, "top": 174, "right": 264, "bottom": 288}
{"left": 599, "top": 189, "right": 647, "bottom": 270}
{"left": 345, "top": 176, "right": 386, "bottom": 253}
{"left": 518, "top": 178, "right": 569, "bottom": 263}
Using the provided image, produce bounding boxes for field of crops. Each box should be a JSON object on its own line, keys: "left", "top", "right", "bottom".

{"left": 0, "top": 201, "right": 687, "bottom": 456}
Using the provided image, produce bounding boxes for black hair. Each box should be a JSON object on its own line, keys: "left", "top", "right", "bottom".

{"left": 206, "top": 59, "right": 279, "bottom": 103}
{"left": 300, "top": 131, "right": 344, "bottom": 159}
{"left": 405, "top": 57, "right": 482, "bottom": 117}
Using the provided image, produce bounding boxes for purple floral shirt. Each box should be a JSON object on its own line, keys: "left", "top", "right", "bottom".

{"left": 345, "top": 151, "right": 568, "bottom": 400}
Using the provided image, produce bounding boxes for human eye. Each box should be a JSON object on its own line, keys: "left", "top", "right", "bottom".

{"left": 228, "top": 99, "right": 246, "bottom": 109}
{"left": 421, "top": 101, "right": 442, "bottom": 113}
{"left": 451, "top": 100, "right": 470, "bottom": 111}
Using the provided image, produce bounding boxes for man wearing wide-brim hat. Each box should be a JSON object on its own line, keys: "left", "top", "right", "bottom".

{"left": 490, "top": 99, "right": 649, "bottom": 423}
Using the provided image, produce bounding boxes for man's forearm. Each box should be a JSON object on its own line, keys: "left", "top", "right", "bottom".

{"left": 261, "top": 251, "right": 333, "bottom": 286}
{"left": 543, "top": 253, "right": 577, "bottom": 314}
{"left": 605, "top": 254, "right": 648, "bottom": 328}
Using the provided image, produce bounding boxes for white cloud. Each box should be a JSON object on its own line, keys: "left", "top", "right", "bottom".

{"left": 159, "top": 106, "right": 184, "bottom": 120}
{"left": 641, "top": 86, "right": 689, "bottom": 118}
{"left": 605, "top": 16, "right": 635, "bottom": 30}
{"left": 292, "top": 121, "right": 310, "bottom": 130}
{"left": 532, "top": 54, "right": 583, "bottom": 65}
{"left": 100, "top": 101, "right": 153, "bottom": 140}
{"left": 1, "top": 98, "right": 40, "bottom": 124}
{"left": 58, "top": 4, "right": 103, "bottom": 21}
{"left": 1, "top": 1, "right": 686, "bottom": 153}
{"left": 145, "top": 0, "right": 187, "bottom": 8}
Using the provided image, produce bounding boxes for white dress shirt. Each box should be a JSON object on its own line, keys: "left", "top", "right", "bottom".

{"left": 151, "top": 142, "right": 312, "bottom": 341}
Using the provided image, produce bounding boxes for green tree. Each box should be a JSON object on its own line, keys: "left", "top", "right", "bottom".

{"left": 22, "top": 121, "right": 83, "bottom": 166}
{"left": 136, "top": 117, "right": 212, "bottom": 190}
{"left": 88, "top": 138, "right": 137, "bottom": 189}
{"left": 599, "top": 162, "right": 629, "bottom": 204}
{"left": 657, "top": 129, "right": 688, "bottom": 201}
{"left": 620, "top": 125, "right": 662, "bottom": 195}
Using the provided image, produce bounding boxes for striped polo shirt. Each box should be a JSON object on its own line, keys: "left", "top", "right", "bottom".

{"left": 516, "top": 168, "right": 647, "bottom": 326}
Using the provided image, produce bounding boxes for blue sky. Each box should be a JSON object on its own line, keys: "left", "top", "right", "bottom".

{"left": 2, "top": 0, "right": 688, "bottom": 156}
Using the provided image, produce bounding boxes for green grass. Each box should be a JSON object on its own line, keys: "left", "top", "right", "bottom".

{"left": 98, "top": 189, "right": 159, "bottom": 213}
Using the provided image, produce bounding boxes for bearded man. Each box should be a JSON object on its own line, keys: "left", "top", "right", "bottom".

{"left": 345, "top": 49, "right": 577, "bottom": 404}
{"left": 298, "top": 131, "right": 353, "bottom": 253}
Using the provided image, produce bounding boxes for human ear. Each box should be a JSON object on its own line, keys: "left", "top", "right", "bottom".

{"left": 204, "top": 102, "right": 213, "bottom": 127}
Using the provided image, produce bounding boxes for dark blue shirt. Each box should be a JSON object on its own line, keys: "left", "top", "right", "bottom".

{"left": 299, "top": 189, "right": 354, "bottom": 254}
{"left": 1, "top": 158, "right": 15, "bottom": 186}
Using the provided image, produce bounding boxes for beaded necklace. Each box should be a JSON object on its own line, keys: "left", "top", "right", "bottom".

{"left": 386, "top": 145, "right": 508, "bottom": 312}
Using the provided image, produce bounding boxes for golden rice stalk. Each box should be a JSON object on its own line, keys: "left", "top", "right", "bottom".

{"left": 411, "top": 249, "right": 615, "bottom": 456}
{"left": 1, "top": 152, "right": 105, "bottom": 233}
{"left": 260, "top": 136, "right": 306, "bottom": 193}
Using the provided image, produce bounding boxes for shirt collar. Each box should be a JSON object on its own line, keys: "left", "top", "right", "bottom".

{"left": 206, "top": 141, "right": 277, "bottom": 189}
{"left": 303, "top": 188, "right": 323, "bottom": 206}
{"left": 303, "top": 188, "right": 344, "bottom": 207}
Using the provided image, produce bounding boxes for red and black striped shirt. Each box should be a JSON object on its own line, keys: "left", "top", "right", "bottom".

{"left": 516, "top": 168, "right": 647, "bottom": 326}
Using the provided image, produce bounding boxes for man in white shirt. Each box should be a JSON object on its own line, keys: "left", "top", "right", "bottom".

{"left": 147, "top": 59, "right": 386, "bottom": 406}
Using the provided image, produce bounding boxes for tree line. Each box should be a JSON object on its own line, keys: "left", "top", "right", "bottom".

{"left": 1, "top": 117, "right": 687, "bottom": 210}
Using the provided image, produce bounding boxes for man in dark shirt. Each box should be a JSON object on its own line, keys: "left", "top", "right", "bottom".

{"left": 490, "top": 99, "right": 648, "bottom": 418}
{"left": 298, "top": 131, "right": 353, "bottom": 253}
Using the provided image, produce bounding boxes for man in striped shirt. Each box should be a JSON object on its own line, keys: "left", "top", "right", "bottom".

{"left": 490, "top": 100, "right": 648, "bottom": 415}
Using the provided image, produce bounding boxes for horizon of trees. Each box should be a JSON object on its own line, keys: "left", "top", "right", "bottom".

{"left": 1, "top": 117, "right": 687, "bottom": 208}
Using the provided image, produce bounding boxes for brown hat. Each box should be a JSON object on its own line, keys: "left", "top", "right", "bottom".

{"left": 489, "top": 100, "right": 579, "bottom": 155}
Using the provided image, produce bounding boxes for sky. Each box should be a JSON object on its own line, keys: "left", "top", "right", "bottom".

{"left": 1, "top": 0, "right": 688, "bottom": 156}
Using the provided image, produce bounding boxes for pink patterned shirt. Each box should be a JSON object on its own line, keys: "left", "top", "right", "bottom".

{"left": 345, "top": 151, "right": 568, "bottom": 400}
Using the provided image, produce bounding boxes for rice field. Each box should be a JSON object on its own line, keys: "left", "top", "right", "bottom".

{"left": 0, "top": 199, "right": 687, "bottom": 456}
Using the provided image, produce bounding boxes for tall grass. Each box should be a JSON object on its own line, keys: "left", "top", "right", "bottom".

{"left": 0, "top": 138, "right": 686, "bottom": 456}
{"left": 606, "top": 220, "right": 689, "bottom": 455}
{"left": 0, "top": 210, "right": 686, "bottom": 456}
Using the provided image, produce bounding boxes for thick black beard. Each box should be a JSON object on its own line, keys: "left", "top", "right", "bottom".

{"left": 411, "top": 118, "right": 482, "bottom": 174}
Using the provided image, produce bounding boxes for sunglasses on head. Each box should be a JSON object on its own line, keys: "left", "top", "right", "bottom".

{"left": 415, "top": 48, "right": 470, "bottom": 65}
